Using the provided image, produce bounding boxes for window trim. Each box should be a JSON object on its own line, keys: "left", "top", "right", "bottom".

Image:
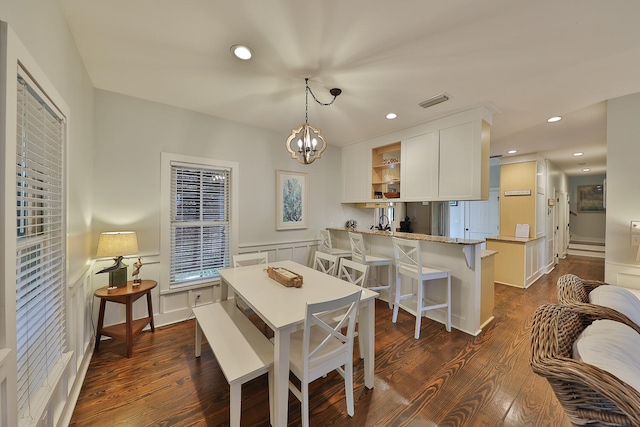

{"left": 1, "top": 21, "right": 71, "bottom": 426}
{"left": 160, "top": 152, "right": 239, "bottom": 294}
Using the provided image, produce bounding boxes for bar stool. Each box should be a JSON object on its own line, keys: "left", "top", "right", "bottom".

{"left": 391, "top": 237, "right": 451, "bottom": 339}
{"left": 319, "top": 229, "right": 351, "bottom": 259}
{"left": 348, "top": 232, "right": 393, "bottom": 308}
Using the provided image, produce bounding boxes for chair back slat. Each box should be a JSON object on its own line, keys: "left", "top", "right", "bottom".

{"left": 303, "top": 291, "right": 361, "bottom": 373}
{"left": 337, "top": 258, "right": 369, "bottom": 287}
{"left": 319, "top": 229, "right": 333, "bottom": 253}
{"left": 233, "top": 252, "right": 268, "bottom": 267}
{"left": 348, "top": 232, "right": 367, "bottom": 263}
{"left": 391, "top": 237, "right": 421, "bottom": 274}
{"left": 313, "top": 251, "right": 339, "bottom": 276}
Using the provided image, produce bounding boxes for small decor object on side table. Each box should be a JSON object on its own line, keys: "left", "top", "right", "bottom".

{"left": 132, "top": 257, "right": 143, "bottom": 286}
{"left": 96, "top": 255, "right": 127, "bottom": 293}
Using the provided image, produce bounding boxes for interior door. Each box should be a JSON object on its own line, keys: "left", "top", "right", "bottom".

{"left": 464, "top": 187, "right": 500, "bottom": 241}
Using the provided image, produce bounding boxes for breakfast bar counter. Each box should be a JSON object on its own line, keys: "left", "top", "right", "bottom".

{"left": 328, "top": 228, "right": 495, "bottom": 335}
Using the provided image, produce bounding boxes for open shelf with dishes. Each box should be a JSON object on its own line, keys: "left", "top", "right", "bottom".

{"left": 371, "top": 142, "right": 401, "bottom": 200}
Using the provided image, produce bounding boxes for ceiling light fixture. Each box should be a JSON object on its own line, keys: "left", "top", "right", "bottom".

{"left": 582, "top": 168, "right": 591, "bottom": 172}
{"left": 419, "top": 93, "right": 450, "bottom": 109}
{"left": 386, "top": 113, "right": 397, "bottom": 120}
{"left": 573, "top": 152, "right": 584, "bottom": 157}
{"left": 231, "top": 44, "right": 252, "bottom": 60}
{"left": 547, "top": 116, "right": 562, "bottom": 123}
{"left": 507, "top": 149, "right": 517, "bottom": 154}
{"left": 286, "top": 78, "right": 341, "bottom": 164}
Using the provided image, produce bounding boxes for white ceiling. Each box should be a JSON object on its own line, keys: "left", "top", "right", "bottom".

{"left": 59, "top": 0, "right": 640, "bottom": 176}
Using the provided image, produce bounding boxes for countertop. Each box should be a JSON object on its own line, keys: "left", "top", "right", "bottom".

{"left": 485, "top": 235, "right": 543, "bottom": 243}
{"left": 481, "top": 250, "right": 498, "bottom": 259}
{"left": 328, "top": 227, "right": 484, "bottom": 245}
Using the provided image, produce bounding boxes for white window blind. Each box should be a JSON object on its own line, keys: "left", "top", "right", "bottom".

{"left": 170, "top": 163, "right": 231, "bottom": 287}
{"left": 15, "top": 70, "right": 67, "bottom": 422}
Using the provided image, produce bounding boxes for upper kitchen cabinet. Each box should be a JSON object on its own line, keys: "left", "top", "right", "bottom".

{"left": 438, "top": 120, "right": 490, "bottom": 201}
{"left": 401, "top": 132, "right": 439, "bottom": 201}
{"left": 341, "top": 143, "right": 370, "bottom": 203}
{"left": 341, "top": 107, "right": 492, "bottom": 203}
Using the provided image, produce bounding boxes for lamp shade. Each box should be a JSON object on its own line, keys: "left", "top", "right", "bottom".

{"left": 96, "top": 231, "right": 139, "bottom": 257}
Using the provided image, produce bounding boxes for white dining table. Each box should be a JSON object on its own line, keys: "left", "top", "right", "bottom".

{"left": 218, "top": 259, "right": 378, "bottom": 427}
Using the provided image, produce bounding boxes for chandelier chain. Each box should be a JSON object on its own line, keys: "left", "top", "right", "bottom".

{"left": 305, "top": 78, "right": 339, "bottom": 110}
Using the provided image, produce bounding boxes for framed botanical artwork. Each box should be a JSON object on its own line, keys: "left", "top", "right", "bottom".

{"left": 276, "top": 170, "right": 308, "bottom": 230}
{"left": 577, "top": 184, "right": 605, "bottom": 213}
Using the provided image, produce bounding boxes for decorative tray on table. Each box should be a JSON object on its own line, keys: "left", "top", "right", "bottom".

{"left": 265, "top": 267, "right": 303, "bottom": 288}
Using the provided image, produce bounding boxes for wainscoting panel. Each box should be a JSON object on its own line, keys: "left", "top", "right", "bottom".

{"left": 605, "top": 261, "right": 640, "bottom": 289}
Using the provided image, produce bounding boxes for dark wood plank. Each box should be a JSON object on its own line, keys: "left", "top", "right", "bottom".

{"left": 70, "top": 255, "right": 603, "bottom": 426}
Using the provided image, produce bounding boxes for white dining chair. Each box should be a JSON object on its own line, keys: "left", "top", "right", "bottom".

{"left": 336, "top": 258, "right": 369, "bottom": 358}
{"left": 337, "top": 258, "right": 369, "bottom": 288}
{"left": 287, "top": 290, "right": 362, "bottom": 427}
{"left": 232, "top": 252, "right": 269, "bottom": 315}
{"left": 391, "top": 237, "right": 451, "bottom": 339}
{"left": 313, "top": 251, "right": 339, "bottom": 276}
{"left": 348, "top": 232, "right": 393, "bottom": 308}
{"left": 319, "top": 229, "right": 351, "bottom": 259}
{"left": 233, "top": 252, "right": 268, "bottom": 267}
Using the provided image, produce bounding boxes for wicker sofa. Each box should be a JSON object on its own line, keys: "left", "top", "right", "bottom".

{"left": 530, "top": 303, "right": 640, "bottom": 426}
{"left": 556, "top": 273, "right": 640, "bottom": 333}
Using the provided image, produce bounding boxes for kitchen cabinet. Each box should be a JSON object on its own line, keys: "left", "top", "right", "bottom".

{"left": 400, "top": 120, "right": 489, "bottom": 202}
{"left": 341, "top": 144, "right": 370, "bottom": 202}
{"left": 485, "top": 236, "right": 545, "bottom": 288}
{"left": 371, "top": 142, "right": 401, "bottom": 200}
{"left": 439, "top": 121, "right": 489, "bottom": 201}
{"left": 340, "top": 107, "right": 491, "bottom": 204}
{"left": 401, "top": 132, "right": 438, "bottom": 201}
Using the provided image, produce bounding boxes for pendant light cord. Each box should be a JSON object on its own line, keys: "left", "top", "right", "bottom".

{"left": 305, "top": 78, "right": 340, "bottom": 110}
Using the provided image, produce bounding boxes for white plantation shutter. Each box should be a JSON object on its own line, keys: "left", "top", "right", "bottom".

{"left": 170, "top": 163, "right": 231, "bottom": 287}
{"left": 15, "top": 69, "right": 68, "bottom": 422}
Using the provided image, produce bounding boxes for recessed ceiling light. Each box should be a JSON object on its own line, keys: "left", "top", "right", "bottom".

{"left": 507, "top": 149, "right": 517, "bottom": 154}
{"left": 386, "top": 113, "right": 397, "bottom": 120}
{"left": 547, "top": 116, "right": 562, "bottom": 123}
{"left": 582, "top": 168, "right": 591, "bottom": 172}
{"left": 573, "top": 152, "right": 584, "bottom": 156}
{"left": 231, "top": 44, "right": 252, "bottom": 60}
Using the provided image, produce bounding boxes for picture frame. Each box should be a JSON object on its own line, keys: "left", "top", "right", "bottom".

{"left": 276, "top": 170, "right": 308, "bottom": 230}
{"left": 577, "top": 184, "right": 605, "bottom": 213}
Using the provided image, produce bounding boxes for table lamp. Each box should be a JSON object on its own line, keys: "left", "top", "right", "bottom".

{"left": 96, "top": 231, "right": 139, "bottom": 288}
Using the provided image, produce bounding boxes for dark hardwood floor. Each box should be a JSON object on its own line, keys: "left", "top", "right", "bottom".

{"left": 70, "top": 255, "right": 604, "bottom": 426}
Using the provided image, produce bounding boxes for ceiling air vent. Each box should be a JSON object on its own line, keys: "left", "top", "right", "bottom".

{"left": 419, "top": 93, "right": 450, "bottom": 109}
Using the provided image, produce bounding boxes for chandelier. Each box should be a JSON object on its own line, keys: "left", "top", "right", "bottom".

{"left": 286, "top": 78, "right": 341, "bottom": 164}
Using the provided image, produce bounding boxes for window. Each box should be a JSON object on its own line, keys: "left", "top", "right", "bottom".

{"left": 15, "top": 69, "right": 68, "bottom": 423}
{"left": 161, "top": 153, "right": 238, "bottom": 289}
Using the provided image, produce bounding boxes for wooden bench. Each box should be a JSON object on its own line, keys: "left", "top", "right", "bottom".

{"left": 193, "top": 300, "right": 274, "bottom": 427}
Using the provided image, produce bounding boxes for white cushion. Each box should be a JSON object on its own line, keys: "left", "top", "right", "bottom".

{"left": 572, "top": 319, "right": 640, "bottom": 393}
{"left": 589, "top": 285, "right": 640, "bottom": 326}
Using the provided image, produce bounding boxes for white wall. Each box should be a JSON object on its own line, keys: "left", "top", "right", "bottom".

{"left": 92, "top": 89, "right": 346, "bottom": 254}
{"left": 1, "top": 0, "right": 95, "bottom": 280}
{"left": 605, "top": 93, "right": 640, "bottom": 286}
